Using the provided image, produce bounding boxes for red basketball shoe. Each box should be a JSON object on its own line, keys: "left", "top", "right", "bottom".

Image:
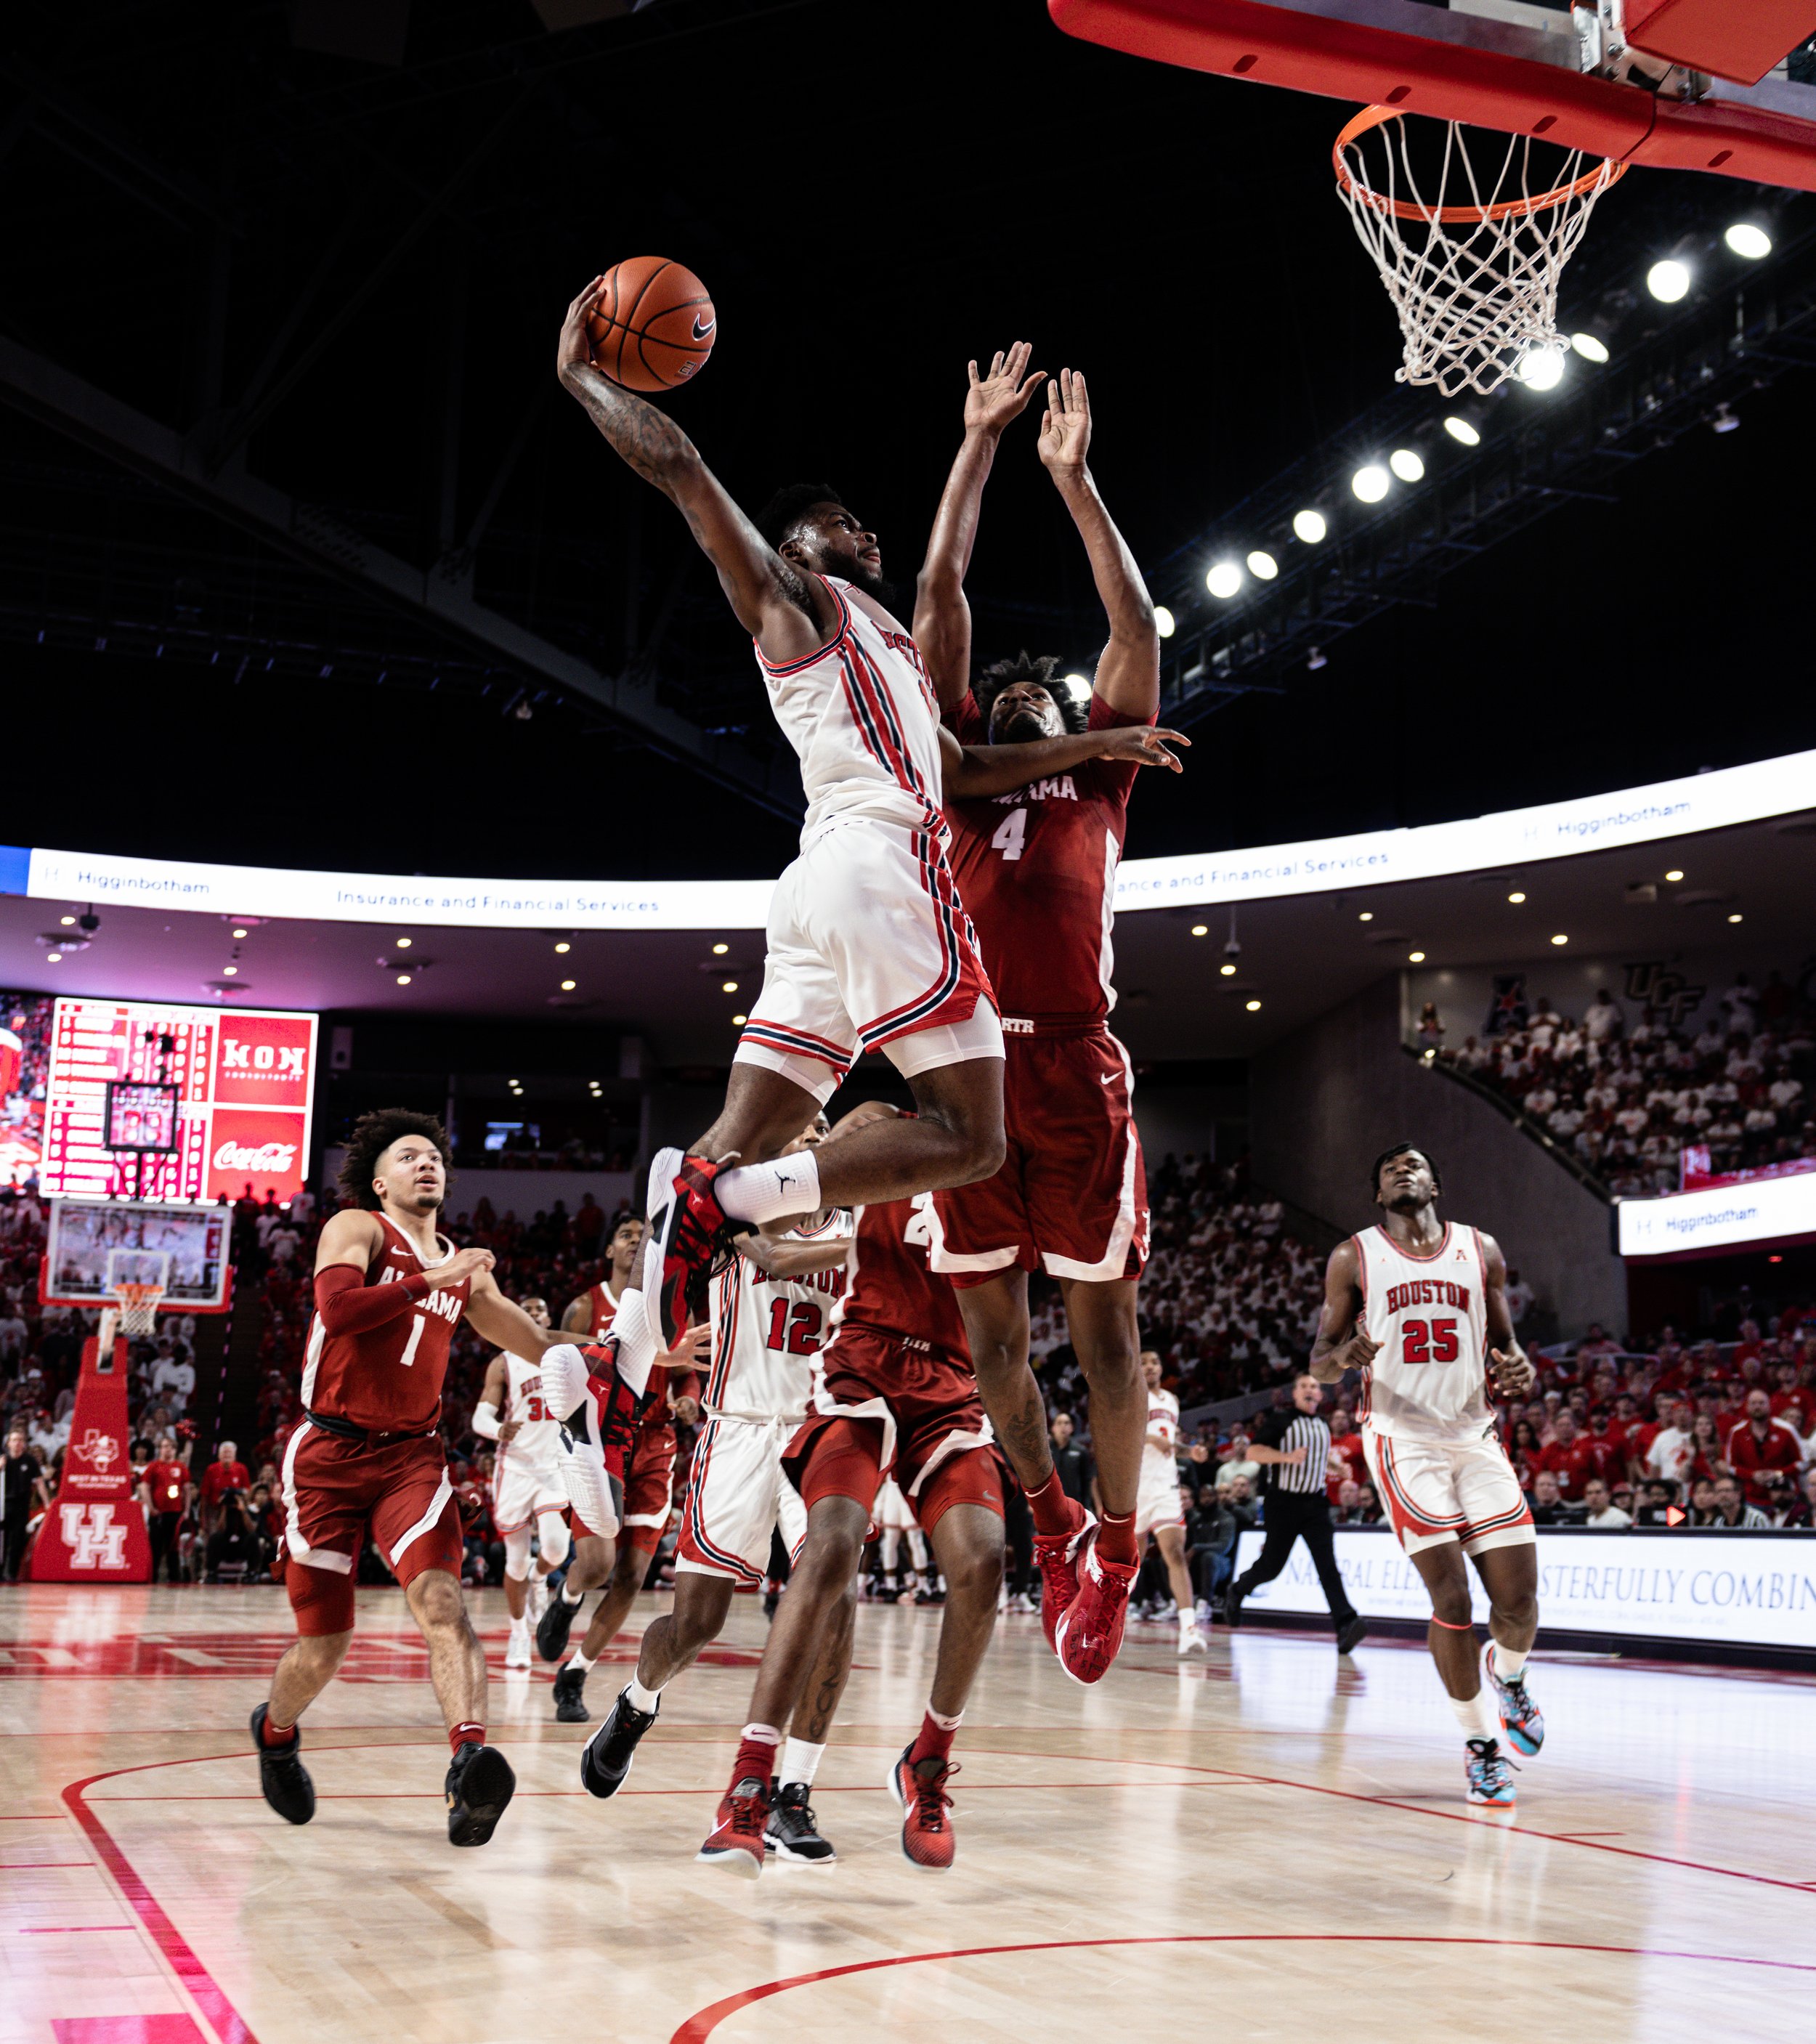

{"left": 887, "top": 1744, "right": 959, "bottom": 1871}
{"left": 695, "top": 1747, "right": 771, "bottom": 1879}
{"left": 1054, "top": 1530, "right": 1137, "bottom": 1685}
{"left": 644, "top": 1145, "right": 732, "bottom": 1348}
{"left": 1032, "top": 1496, "right": 1095, "bottom": 1654}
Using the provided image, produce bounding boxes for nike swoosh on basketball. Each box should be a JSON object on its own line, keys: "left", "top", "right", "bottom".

{"left": 692, "top": 314, "right": 716, "bottom": 340}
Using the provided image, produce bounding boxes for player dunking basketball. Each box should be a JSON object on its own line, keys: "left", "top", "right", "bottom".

{"left": 1310, "top": 1144, "right": 1544, "bottom": 1806}
{"left": 555, "top": 285, "right": 1185, "bottom": 1378}
{"left": 916, "top": 352, "right": 1182, "bottom": 1682}
{"left": 253, "top": 1111, "right": 625, "bottom": 1846}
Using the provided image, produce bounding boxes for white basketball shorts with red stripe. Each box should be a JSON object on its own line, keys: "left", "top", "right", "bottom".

{"left": 735, "top": 817, "right": 1002, "bottom": 1106}
{"left": 1363, "top": 1427, "right": 1535, "bottom": 1557}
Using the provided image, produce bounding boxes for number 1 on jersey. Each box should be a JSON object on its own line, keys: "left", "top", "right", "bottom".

{"left": 399, "top": 1314, "right": 426, "bottom": 1369}
{"left": 992, "top": 808, "right": 1027, "bottom": 861}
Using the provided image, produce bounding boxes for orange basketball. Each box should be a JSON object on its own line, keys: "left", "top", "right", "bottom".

{"left": 586, "top": 256, "right": 716, "bottom": 393}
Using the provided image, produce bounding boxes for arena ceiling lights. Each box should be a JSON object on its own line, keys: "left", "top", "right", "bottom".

{"left": 11, "top": 749, "right": 1815, "bottom": 932}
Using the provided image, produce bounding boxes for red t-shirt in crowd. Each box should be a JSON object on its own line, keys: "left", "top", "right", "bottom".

{"left": 1769, "top": 1390, "right": 1814, "bottom": 1433}
{"left": 1326, "top": 1430, "right": 1366, "bottom": 1504}
{"left": 145, "top": 1460, "right": 188, "bottom": 1513}
{"left": 1725, "top": 1418, "right": 1803, "bottom": 1504}
{"left": 1533, "top": 1437, "right": 1601, "bottom": 1500}
{"left": 201, "top": 1459, "right": 249, "bottom": 1507}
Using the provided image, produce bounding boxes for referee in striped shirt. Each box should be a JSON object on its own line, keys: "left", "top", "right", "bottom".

{"left": 1221, "top": 1372, "right": 1368, "bottom": 1653}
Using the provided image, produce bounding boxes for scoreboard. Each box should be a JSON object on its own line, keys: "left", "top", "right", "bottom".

{"left": 42, "top": 998, "right": 318, "bottom": 1204}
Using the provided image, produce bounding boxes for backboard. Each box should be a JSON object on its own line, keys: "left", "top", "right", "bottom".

{"left": 41, "top": 1199, "right": 232, "bottom": 1313}
{"left": 1050, "top": 1, "right": 1816, "bottom": 191}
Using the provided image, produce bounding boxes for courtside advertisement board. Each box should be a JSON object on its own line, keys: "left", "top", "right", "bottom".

{"left": 41, "top": 997, "right": 318, "bottom": 1204}
{"left": 1616, "top": 1172, "right": 1816, "bottom": 1260}
{"left": 1233, "top": 1526, "right": 1816, "bottom": 1650}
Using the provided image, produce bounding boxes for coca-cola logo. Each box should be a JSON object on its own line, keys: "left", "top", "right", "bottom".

{"left": 213, "top": 1139, "right": 298, "bottom": 1171}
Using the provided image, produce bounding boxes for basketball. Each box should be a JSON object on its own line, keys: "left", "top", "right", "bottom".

{"left": 586, "top": 255, "right": 716, "bottom": 392}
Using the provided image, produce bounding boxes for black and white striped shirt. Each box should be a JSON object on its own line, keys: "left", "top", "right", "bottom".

{"left": 1253, "top": 1407, "right": 1332, "bottom": 1498}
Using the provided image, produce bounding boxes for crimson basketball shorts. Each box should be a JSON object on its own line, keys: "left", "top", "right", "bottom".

{"left": 676, "top": 1413, "right": 808, "bottom": 1586}
{"left": 933, "top": 1026, "right": 1148, "bottom": 1286}
{"left": 280, "top": 1421, "right": 462, "bottom": 1635}
{"left": 784, "top": 1326, "right": 1002, "bottom": 1536}
{"left": 620, "top": 1423, "right": 678, "bottom": 1547}
{"left": 734, "top": 817, "right": 1004, "bottom": 1105}
{"left": 1363, "top": 1429, "right": 1536, "bottom": 1558}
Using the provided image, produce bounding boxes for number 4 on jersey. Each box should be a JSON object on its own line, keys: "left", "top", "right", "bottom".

{"left": 992, "top": 808, "right": 1027, "bottom": 861}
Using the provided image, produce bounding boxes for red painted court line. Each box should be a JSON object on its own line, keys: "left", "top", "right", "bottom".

{"left": 670, "top": 1934, "right": 1816, "bottom": 2043}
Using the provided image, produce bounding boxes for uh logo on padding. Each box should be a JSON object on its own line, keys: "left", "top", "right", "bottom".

{"left": 59, "top": 1502, "right": 131, "bottom": 1570}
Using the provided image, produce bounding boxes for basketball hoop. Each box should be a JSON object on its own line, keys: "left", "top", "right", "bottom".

{"left": 108, "top": 1281, "right": 166, "bottom": 1339}
{"left": 1334, "top": 106, "right": 1627, "bottom": 397}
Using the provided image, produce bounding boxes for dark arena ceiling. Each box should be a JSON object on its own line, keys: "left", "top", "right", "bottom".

{"left": 4, "top": 0, "right": 1815, "bottom": 888}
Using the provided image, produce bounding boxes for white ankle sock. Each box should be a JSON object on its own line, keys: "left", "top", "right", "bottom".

{"left": 1490, "top": 1640, "right": 1529, "bottom": 1683}
{"left": 561, "top": 1579, "right": 584, "bottom": 1607}
{"left": 1450, "top": 1688, "right": 1501, "bottom": 1743}
{"left": 627, "top": 1674, "right": 662, "bottom": 1712}
{"left": 717, "top": 1151, "right": 822, "bottom": 1227}
{"left": 779, "top": 1736, "right": 825, "bottom": 1788}
{"left": 569, "top": 1647, "right": 593, "bottom": 1671}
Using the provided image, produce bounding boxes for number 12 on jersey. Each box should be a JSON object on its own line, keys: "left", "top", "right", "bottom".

{"left": 766, "top": 1299, "right": 824, "bottom": 1355}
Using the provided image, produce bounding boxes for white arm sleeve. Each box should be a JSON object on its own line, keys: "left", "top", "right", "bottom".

{"left": 471, "top": 1401, "right": 503, "bottom": 1441}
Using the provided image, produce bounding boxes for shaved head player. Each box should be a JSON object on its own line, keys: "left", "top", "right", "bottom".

{"left": 1310, "top": 1143, "right": 1544, "bottom": 1806}
{"left": 914, "top": 349, "right": 1184, "bottom": 1682}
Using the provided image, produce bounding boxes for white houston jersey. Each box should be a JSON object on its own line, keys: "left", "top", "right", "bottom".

{"left": 496, "top": 1350, "right": 563, "bottom": 1474}
{"left": 705, "top": 1211, "right": 855, "bottom": 1424}
{"left": 1140, "top": 1385, "right": 1180, "bottom": 1490}
{"left": 755, "top": 575, "right": 945, "bottom": 842}
{"left": 1355, "top": 1222, "right": 1493, "bottom": 1443}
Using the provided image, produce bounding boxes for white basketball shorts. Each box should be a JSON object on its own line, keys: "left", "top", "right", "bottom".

{"left": 1363, "top": 1429, "right": 1536, "bottom": 1557}
{"left": 1135, "top": 1476, "right": 1185, "bottom": 1541}
{"left": 735, "top": 817, "right": 1002, "bottom": 1106}
{"left": 676, "top": 1414, "right": 808, "bottom": 1587}
{"left": 491, "top": 1458, "right": 569, "bottom": 1536}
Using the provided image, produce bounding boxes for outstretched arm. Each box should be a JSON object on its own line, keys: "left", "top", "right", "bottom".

{"left": 1038, "top": 369, "right": 1160, "bottom": 721}
{"left": 556, "top": 276, "right": 835, "bottom": 665}
{"left": 912, "top": 344, "right": 1042, "bottom": 711}
{"left": 938, "top": 721, "right": 1187, "bottom": 799}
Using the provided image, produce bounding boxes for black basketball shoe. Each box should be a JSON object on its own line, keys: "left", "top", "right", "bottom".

{"left": 765, "top": 1778, "right": 837, "bottom": 1864}
{"left": 250, "top": 1704, "right": 315, "bottom": 1825}
{"left": 445, "top": 1743, "right": 516, "bottom": 1846}
{"left": 580, "top": 1685, "right": 658, "bottom": 1798}
{"left": 552, "top": 1662, "right": 590, "bottom": 1723}
{"left": 537, "top": 1587, "right": 584, "bottom": 1663}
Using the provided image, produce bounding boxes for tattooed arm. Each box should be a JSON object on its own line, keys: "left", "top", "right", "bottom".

{"left": 556, "top": 276, "right": 835, "bottom": 664}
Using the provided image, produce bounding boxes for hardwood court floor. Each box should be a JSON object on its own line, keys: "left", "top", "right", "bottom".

{"left": 3, "top": 1583, "right": 1813, "bottom": 2044}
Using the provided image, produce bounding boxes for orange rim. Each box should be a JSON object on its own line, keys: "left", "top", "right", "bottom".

{"left": 1333, "top": 104, "right": 1626, "bottom": 224}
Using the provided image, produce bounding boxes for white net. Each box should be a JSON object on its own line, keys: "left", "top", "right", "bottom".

{"left": 110, "top": 1281, "right": 166, "bottom": 1338}
{"left": 1335, "top": 107, "right": 1626, "bottom": 397}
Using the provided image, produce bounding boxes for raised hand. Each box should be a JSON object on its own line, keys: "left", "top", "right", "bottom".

{"left": 964, "top": 341, "right": 1043, "bottom": 439}
{"left": 1093, "top": 725, "right": 1191, "bottom": 774}
{"left": 1038, "top": 367, "right": 1092, "bottom": 471}
{"left": 439, "top": 1246, "right": 497, "bottom": 1288}
{"left": 558, "top": 276, "right": 605, "bottom": 381}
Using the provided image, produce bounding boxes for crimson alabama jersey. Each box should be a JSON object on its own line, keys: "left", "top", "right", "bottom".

{"left": 1355, "top": 1222, "right": 1493, "bottom": 1444}
{"left": 943, "top": 690, "right": 1152, "bottom": 1021}
{"left": 705, "top": 1211, "right": 854, "bottom": 1423}
{"left": 828, "top": 1193, "right": 970, "bottom": 1367}
{"left": 757, "top": 575, "right": 945, "bottom": 840}
{"left": 583, "top": 1278, "right": 674, "bottom": 1435}
{"left": 299, "top": 1214, "right": 472, "bottom": 1433}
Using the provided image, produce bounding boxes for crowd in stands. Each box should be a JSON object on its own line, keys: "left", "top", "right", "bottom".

{"left": 1419, "top": 968, "right": 1815, "bottom": 1196}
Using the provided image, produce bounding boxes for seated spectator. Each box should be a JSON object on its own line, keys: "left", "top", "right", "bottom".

{"left": 1581, "top": 1477, "right": 1630, "bottom": 1528}
{"left": 1217, "top": 1433, "right": 1261, "bottom": 1496}
{"left": 1533, "top": 1410, "right": 1602, "bottom": 1498}
{"left": 1528, "top": 1469, "right": 1571, "bottom": 1525}
{"left": 1634, "top": 1480, "right": 1678, "bottom": 1528}
{"left": 1182, "top": 1484, "right": 1239, "bottom": 1607}
{"left": 1711, "top": 1474, "right": 1770, "bottom": 1529}
{"left": 1685, "top": 1476, "right": 1719, "bottom": 1525}
{"left": 1779, "top": 1467, "right": 1816, "bottom": 1529}
{"left": 1221, "top": 1472, "right": 1259, "bottom": 1533}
